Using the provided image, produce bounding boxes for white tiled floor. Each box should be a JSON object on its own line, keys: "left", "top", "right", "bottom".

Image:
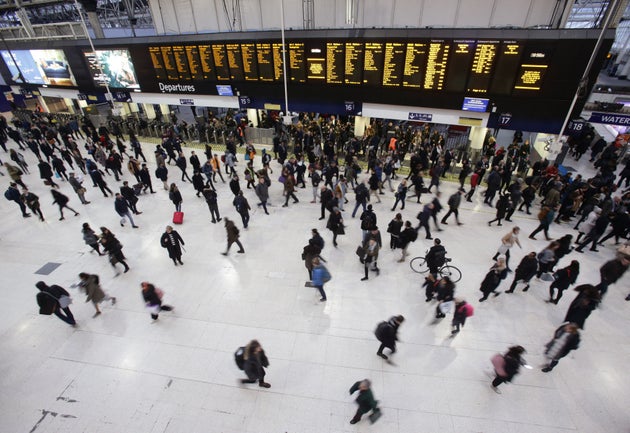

{"left": 1, "top": 140, "right": 629, "bottom": 433}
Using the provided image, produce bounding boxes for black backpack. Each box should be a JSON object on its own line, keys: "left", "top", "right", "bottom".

{"left": 374, "top": 321, "right": 389, "bottom": 341}
{"left": 409, "top": 229, "right": 418, "bottom": 242}
{"left": 234, "top": 346, "right": 245, "bottom": 370}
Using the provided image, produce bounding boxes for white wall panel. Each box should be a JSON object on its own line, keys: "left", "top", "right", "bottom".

{"left": 360, "top": 0, "right": 394, "bottom": 28}
{"left": 283, "top": 0, "right": 304, "bottom": 30}
{"left": 525, "top": 0, "right": 556, "bottom": 27}
{"left": 421, "top": 0, "right": 458, "bottom": 27}
{"left": 392, "top": 0, "right": 423, "bottom": 28}
{"left": 260, "top": 0, "right": 282, "bottom": 29}
{"left": 241, "top": 0, "right": 263, "bottom": 31}
{"left": 490, "top": 0, "right": 530, "bottom": 27}
{"left": 172, "top": 0, "right": 197, "bottom": 33}
{"left": 151, "top": 0, "right": 180, "bottom": 34}
{"left": 315, "top": 0, "right": 338, "bottom": 29}
{"left": 456, "top": 0, "right": 494, "bottom": 27}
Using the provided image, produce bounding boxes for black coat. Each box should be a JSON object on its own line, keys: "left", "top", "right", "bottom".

{"left": 375, "top": 317, "right": 400, "bottom": 349}
{"left": 514, "top": 256, "right": 538, "bottom": 282}
{"left": 38, "top": 161, "right": 53, "bottom": 179}
{"left": 160, "top": 230, "right": 184, "bottom": 259}
{"left": 480, "top": 265, "right": 508, "bottom": 294}
{"left": 564, "top": 293, "right": 598, "bottom": 329}
{"left": 243, "top": 350, "right": 269, "bottom": 381}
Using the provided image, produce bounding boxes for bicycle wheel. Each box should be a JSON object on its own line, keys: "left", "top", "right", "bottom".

{"left": 440, "top": 265, "right": 462, "bottom": 283}
{"left": 410, "top": 257, "right": 429, "bottom": 274}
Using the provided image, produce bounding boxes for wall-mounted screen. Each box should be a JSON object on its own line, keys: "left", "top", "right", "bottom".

{"left": 84, "top": 49, "right": 140, "bottom": 89}
{"left": 0, "top": 49, "right": 77, "bottom": 86}
{"left": 216, "top": 84, "right": 233, "bottom": 96}
{"left": 462, "top": 97, "right": 489, "bottom": 112}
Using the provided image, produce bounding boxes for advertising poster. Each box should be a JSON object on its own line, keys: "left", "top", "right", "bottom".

{"left": 85, "top": 49, "right": 140, "bottom": 89}
{"left": 0, "top": 49, "right": 77, "bottom": 86}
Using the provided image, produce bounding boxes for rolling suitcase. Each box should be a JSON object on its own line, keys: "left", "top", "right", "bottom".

{"left": 173, "top": 211, "right": 184, "bottom": 224}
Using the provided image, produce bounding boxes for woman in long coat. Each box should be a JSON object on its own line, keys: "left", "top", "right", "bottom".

{"left": 160, "top": 225, "right": 185, "bottom": 265}
{"left": 479, "top": 257, "right": 508, "bottom": 302}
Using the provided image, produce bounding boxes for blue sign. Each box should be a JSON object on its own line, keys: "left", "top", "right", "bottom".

{"left": 179, "top": 98, "right": 194, "bottom": 105}
{"left": 216, "top": 85, "right": 234, "bottom": 96}
{"left": 462, "top": 97, "right": 489, "bottom": 112}
{"left": 498, "top": 113, "right": 512, "bottom": 126}
{"left": 408, "top": 112, "right": 433, "bottom": 121}
{"left": 113, "top": 91, "right": 131, "bottom": 102}
{"left": 588, "top": 112, "right": 630, "bottom": 126}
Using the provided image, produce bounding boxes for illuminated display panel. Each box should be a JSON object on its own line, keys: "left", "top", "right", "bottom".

{"left": 149, "top": 47, "right": 166, "bottom": 80}
{"left": 256, "top": 43, "right": 274, "bottom": 82}
{"left": 424, "top": 41, "right": 450, "bottom": 90}
{"left": 160, "top": 46, "right": 179, "bottom": 80}
{"left": 382, "top": 42, "right": 405, "bottom": 87}
{"left": 514, "top": 45, "right": 552, "bottom": 91}
{"left": 402, "top": 42, "right": 428, "bottom": 88}
{"left": 288, "top": 42, "right": 306, "bottom": 83}
{"left": 226, "top": 43, "right": 245, "bottom": 81}
{"left": 326, "top": 42, "right": 344, "bottom": 84}
{"left": 84, "top": 49, "right": 139, "bottom": 89}
{"left": 172, "top": 46, "right": 191, "bottom": 80}
{"left": 212, "top": 44, "right": 230, "bottom": 81}
{"left": 272, "top": 43, "right": 284, "bottom": 81}
{"left": 467, "top": 41, "right": 499, "bottom": 93}
{"left": 185, "top": 46, "right": 203, "bottom": 80}
{"left": 363, "top": 42, "right": 384, "bottom": 86}
{"left": 344, "top": 42, "right": 363, "bottom": 85}
{"left": 445, "top": 40, "right": 474, "bottom": 92}
{"left": 198, "top": 45, "right": 217, "bottom": 81}
{"left": 240, "top": 43, "right": 258, "bottom": 81}
{"left": 489, "top": 42, "right": 523, "bottom": 94}
{"left": 514, "top": 64, "right": 548, "bottom": 90}
{"left": 1, "top": 49, "right": 77, "bottom": 86}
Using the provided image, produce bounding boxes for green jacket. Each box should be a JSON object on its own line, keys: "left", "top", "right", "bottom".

{"left": 349, "top": 381, "right": 377, "bottom": 411}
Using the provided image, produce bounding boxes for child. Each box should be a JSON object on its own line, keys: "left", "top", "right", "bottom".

{"left": 452, "top": 298, "right": 473, "bottom": 334}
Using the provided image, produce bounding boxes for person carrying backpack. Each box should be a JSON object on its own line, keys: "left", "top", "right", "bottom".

{"left": 235, "top": 340, "right": 271, "bottom": 388}
{"left": 452, "top": 299, "right": 474, "bottom": 334}
{"left": 375, "top": 315, "right": 405, "bottom": 360}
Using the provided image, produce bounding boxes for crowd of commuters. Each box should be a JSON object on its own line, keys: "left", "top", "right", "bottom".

{"left": 2, "top": 109, "right": 629, "bottom": 424}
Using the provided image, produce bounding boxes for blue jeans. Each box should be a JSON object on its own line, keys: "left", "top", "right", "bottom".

{"left": 315, "top": 284, "right": 326, "bottom": 300}
{"left": 352, "top": 201, "right": 366, "bottom": 218}
{"left": 54, "top": 306, "right": 76, "bottom": 325}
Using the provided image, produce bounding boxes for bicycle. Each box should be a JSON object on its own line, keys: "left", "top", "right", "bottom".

{"left": 409, "top": 256, "right": 462, "bottom": 282}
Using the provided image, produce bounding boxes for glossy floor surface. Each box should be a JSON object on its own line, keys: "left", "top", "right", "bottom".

{"left": 1, "top": 140, "right": 628, "bottom": 433}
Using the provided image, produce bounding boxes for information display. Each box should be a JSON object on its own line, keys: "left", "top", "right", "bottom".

{"left": 84, "top": 49, "right": 139, "bottom": 89}
{"left": 383, "top": 42, "right": 405, "bottom": 87}
{"left": 467, "top": 41, "right": 499, "bottom": 93}
{"left": 1, "top": 49, "right": 77, "bottom": 86}
{"left": 424, "top": 41, "right": 450, "bottom": 90}
{"left": 226, "top": 43, "right": 245, "bottom": 81}
{"left": 326, "top": 42, "right": 344, "bottom": 84}
{"left": 212, "top": 44, "right": 230, "bottom": 81}
{"left": 363, "top": 42, "right": 384, "bottom": 86}
{"left": 138, "top": 37, "right": 563, "bottom": 97}
{"left": 344, "top": 42, "right": 363, "bottom": 85}
{"left": 240, "top": 43, "right": 258, "bottom": 81}
{"left": 489, "top": 42, "right": 522, "bottom": 94}
{"left": 289, "top": 42, "right": 306, "bottom": 83}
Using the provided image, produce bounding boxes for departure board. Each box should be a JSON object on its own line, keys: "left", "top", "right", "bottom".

{"left": 226, "top": 43, "right": 245, "bottom": 81}
{"left": 402, "top": 42, "right": 428, "bottom": 88}
{"left": 382, "top": 42, "right": 405, "bottom": 87}
{"left": 198, "top": 45, "right": 217, "bottom": 81}
{"left": 185, "top": 46, "right": 203, "bottom": 80}
{"left": 212, "top": 44, "right": 230, "bottom": 81}
{"left": 489, "top": 42, "right": 522, "bottom": 95}
{"left": 467, "top": 41, "right": 499, "bottom": 93}
{"left": 141, "top": 37, "right": 564, "bottom": 96}
{"left": 172, "top": 46, "right": 191, "bottom": 80}
{"left": 445, "top": 40, "right": 474, "bottom": 92}
{"left": 424, "top": 41, "right": 450, "bottom": 90}
{"left": 344, "top": 42, "right": 363, "bottom": 85}
{"left": 149, "top": 47, "right": 166, "bottom": 80}
{"left": 288, "top": 42, "right": 306, "bottom": 83}
{"left": 326, "top": 42, "right": 344, "bottom": 84}
{"left": 514, "top": 64, "right": 548, "bottom": 90}
{"left": 160, "top": 46, "right": 179, "bottom": 80}
{"left": 363, "top": 42, "right": 384, "bottom": 86}
{"left": 272, "top": 43, "right": 283, "bottom": 81}
{"left": 256, "top": 43, "right": 274, "bottom": 82}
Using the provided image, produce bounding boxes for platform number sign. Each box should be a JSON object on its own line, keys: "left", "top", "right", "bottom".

{"left": 345, "top": 101, "right": 355, "bottom": 113}
{"left": 239, "top": 95, "right": 251, "bottom": 108}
